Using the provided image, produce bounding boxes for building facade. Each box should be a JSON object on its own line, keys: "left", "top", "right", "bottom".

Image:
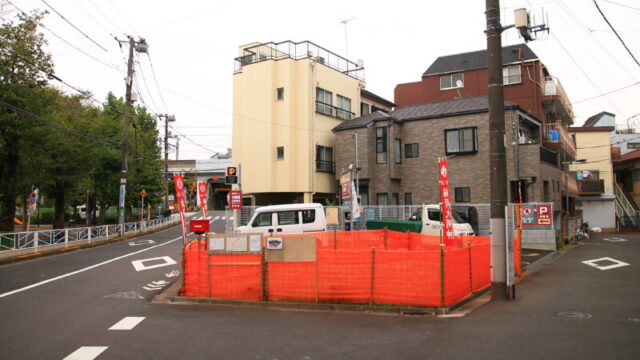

{"left": 333, "top": 97, "right": 562, "bottom": 213}
{"left": 231, "top": 41, "right": 392, "bottom": 206}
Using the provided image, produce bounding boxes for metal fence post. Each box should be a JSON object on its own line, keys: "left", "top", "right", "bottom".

{"left": 65, "top": 229, "right": 69, "bottom": 248}
{"left": 34, "top": 231, "right": 39, "bottom": 252}
{"left": 88, "top": 227, "right": 92, "bottom": 244}
{"left": 106, "top": 226, "right": 109, "bottom": 241}
{"left": 369, "top": 247, "right": 376, "bottom": 306}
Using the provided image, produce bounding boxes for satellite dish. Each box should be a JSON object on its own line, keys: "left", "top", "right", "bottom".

{"left": 356, "top": 59, "right": 364, "bottom": 68}
{"left": 456, "top": 80, "right": 464, "bottom": 88}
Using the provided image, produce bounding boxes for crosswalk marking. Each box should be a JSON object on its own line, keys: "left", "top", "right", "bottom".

{"left": 63, "top": 346, "right": 108, "bottom": 360}
{"left": 108, "top": 316, "right": 145, "bottom": 330}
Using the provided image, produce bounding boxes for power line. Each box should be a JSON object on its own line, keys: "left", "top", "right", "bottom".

{"left": 593, "top": 0, "right": 640, "bottom": 68}
{"left": 601, "top": 0, "right": 640, "bottom": 12}
{"left": 0, "top": 99, "right": 120, "bottom": 148}
{"left": 572, "top": 81, "right": 640, "bottom": 105}
{"left": 40, "top": 0, "right": 108, "bottom": 52}
{"left": 144, "top": 53, "right": 170, "bottom": 113}
{"left": 70, "top": 0, "right": 113, "bottom": 37}
{"left": 85, "top": 0, "right": 126, "bottom": 34}
{"left": 106, "top": 0, "right": 137, "bottom": 34}
{"left": 169, "top": 125, "right": 220, "bottom": 154}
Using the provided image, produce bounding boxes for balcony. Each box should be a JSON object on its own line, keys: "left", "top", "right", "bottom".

{"left": 542, "top": 122, "right": 577, "bottom": 160}
{"left": 316, "top": 101, "right": 354, "bottom": 121}
{"left": 539, "top": 146, "right": 558, "bottom": 167}
{"left": 562, "top": 175, "right": 580, "bottom": 197}
{"left": 578, "top": 179, "right": 605, "bottom": 195}
{"left": 315, "top": 160, "right": 335, "bottom": 173}
{"left": 542, "top": 77, "right": 574, "bottom": 124}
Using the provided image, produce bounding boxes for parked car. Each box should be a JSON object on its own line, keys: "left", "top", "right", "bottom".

{"left": 366, "top": 204, "right": 475, "bottom": 236}
{"left": 237, "top": 203, "right": 327, "bottom": 235}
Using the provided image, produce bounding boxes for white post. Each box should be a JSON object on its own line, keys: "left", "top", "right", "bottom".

{"left": 34, "top": 231, "right": 39, "bottom": 253}
{"left": 106, "top": 226, "right": 109, "bottom": 241}
{"left": 65, "top": 229, "right": 69, "bottom": 248}
{"left": 88, "top": 227, "right": 92, "bottom": 244}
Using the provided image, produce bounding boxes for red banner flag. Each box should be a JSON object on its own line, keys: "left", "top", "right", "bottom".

{"left": 173, "top": 174, "right": 188, "bottom": 245}
{"left": 197, "top": 181, "right": 209, "bottom": 219}
{"left": 439, "top": 158, "right": 455, "bottom": 246}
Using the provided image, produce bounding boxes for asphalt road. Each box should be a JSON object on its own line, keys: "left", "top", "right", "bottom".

{"left": 0, "top": 225, "right": 638, "bottom": 359}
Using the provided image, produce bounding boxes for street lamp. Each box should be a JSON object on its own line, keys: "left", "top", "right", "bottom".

{"left": 563, "top": 158, "right": 587, "bottom": 243}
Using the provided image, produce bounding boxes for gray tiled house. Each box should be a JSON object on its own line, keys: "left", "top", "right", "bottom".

{"left": 333, "top": 96, "right": 563, "bottom": 212}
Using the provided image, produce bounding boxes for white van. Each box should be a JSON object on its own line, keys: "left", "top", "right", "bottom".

{"left": 237, "top": 203, "right": 327, "bottom": 235}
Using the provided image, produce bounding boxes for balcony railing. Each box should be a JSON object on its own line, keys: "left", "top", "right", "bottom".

{"left": 315, "top": 101, "right": 354, "bottom": 121}
{"left": 542, "top": 122, "right": 577, "bottom": 160}
{"left": 578, "top": 179, "right": 605, "bottom": 195}
{"left": 543, "top": 77, "right": 574, "bottom": 120}
{"left": 539, "top": 146, "right": 558, "bottom": 166}
{"left": 316, "top": 160, "right": 335, "bottom": 173}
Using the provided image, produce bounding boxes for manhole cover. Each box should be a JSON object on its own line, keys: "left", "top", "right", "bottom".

{"left": 553, "top": 311, "right": 592, "bottom": 319}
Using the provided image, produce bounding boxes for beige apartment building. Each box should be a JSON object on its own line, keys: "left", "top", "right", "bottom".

{"left": 231, "top": 41, "right": 393, "bottom": 206}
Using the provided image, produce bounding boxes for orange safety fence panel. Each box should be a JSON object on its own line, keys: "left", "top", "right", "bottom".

{"left": 317, "top": 250, "right": 372, "bottom": 303}
{"left": 209, "top": 254, "right": 262, "bottom": 301}
{"left": 385, "top": 230, "right": 410, "bottom": 250}
{"left": 470, "top": 242, "right": 491, "bottom": 292}
{"left": 334, "top": 230, "right": 386, "bottom": 250}
{"left": 443, "top": 247, "right": 472, "bottom": 306}
{"left": 373, "top": 250, "right": 442, "bottom": 307}
{"left": 408, "top": 233, "right": 442, "bottom": 251}
{"left": 183, "top": 240, "right": 207, "bottom": 297}
{"left": 267, "top": 262, "right": 316, "bottom": 302}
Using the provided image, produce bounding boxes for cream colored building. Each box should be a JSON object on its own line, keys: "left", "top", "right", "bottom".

{"left": 569, "top": 126, "right": 616, "bottom": 229}
{"left": 231, "top": 41, "right": 393, "bottom": 206}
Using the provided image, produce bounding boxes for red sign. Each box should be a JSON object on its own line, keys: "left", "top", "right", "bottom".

{"left": 439, "top": 158, "right": 454, "bottom": 245}
{"left": 229, "top": 190, "right": 243, "bottom": 210}
{"left": 197, "top": 181, "right": 209, "bottom": 219}
{"left": 173, "top": 174, "right": 188, "bottom": 245}
{"left": 189, "top": 219, "right": 210, "bottom": 234}
{"left": 537, "top": 204, "right": 552, "bottom": 225}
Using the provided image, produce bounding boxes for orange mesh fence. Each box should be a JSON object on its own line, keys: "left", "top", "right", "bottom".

{"left": 267, "top": 262, "right": 316, "bottom": 302}
{"left": 443, "top": 247, "right": 472, "bottom": 306}
{"left": 373, "top": 250, "right": 442, "bottom": 307}
{"left": 182, "top": 230, "right": 491, "bottom": 308}
{"left": 317, "top": 250, "right": 372, "bottom": 303}
{"left": 210, "top": 254, "right": 262, "bottom": 301}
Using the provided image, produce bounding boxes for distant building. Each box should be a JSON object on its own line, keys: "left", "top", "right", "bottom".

{"left": 166, "top": 157, "right": 232, "bottom": 210}
{"left": 583, "top": 111, "right": 639, "bottom": 155}
{"left": 231, "top": 41, "right": 393, "bottom": 206}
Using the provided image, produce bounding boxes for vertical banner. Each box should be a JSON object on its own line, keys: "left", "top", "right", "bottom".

{"left": 173, "top": 174, "right": 188, "bottom": 245}
{"left": 439, "top": 158, "right": 454, "bottom": 245}
{"left": 197, "top": 181, "right": 209, "bottom": 219}
{"left": 351, "top": 179, "right": 361, "bottom": 220}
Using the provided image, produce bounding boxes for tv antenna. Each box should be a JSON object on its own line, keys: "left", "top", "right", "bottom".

{"left": 340, "top": 17, "right": 356, "bottom": 59}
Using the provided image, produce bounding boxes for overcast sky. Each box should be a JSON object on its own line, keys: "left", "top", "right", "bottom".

{"left": 6, "top": 0, "right": 640, "bottom": 159}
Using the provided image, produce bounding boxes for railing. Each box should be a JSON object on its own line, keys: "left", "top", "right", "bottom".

{"left": 542, "top": 122, "right": 577, "bottom": 160}
{"left": 539, "top": 146, "right": 558, "bottom": 166}
{"left": 543, "top": 77, "right": 574, "bottom": 119}
{"left": 315, "top": 101, "right": 354, "bottom": 120}
{"left": 233, "top": 41, "right": 365, "bottom": 81}
{"left": 614, "top": 182, "right": 639, "bottom": 227}
{"left": 0, "top": 215, "right": 181, "bottom": 252}
{"left": 578, "top": 179, "right": 605, "bottom": 195}
{"left": 315, "top": 160, "right": 335, "bottom": 173}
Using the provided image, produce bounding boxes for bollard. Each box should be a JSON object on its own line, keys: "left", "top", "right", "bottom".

{"left": 65, "top": 229, "right": 69, "bottom": 248}
{"left": 34, "top": 231, "right": 39, "bottom": 253}
{"left": 88, "top": 227, "right": 92, "bottom": 244}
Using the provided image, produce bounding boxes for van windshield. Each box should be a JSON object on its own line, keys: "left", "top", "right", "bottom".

{"left": 423, "top": 207, "right": 466, "bottom": 223}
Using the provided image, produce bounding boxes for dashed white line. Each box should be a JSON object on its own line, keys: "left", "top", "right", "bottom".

{"left": 63, "top": 346, "right": 108, "bottom": 360}
{"left": 109, "top": 317, "right": 145, "bottom": 331}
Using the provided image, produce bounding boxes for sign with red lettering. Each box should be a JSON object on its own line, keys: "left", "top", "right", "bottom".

{"left": 229, "top": 190, "right": 243, "bottom": 210}
{"left": 537, "top": 204, "right": 552, "bottom": 225}
{"left": 439, "top": 158, "right": 454, "bottom": 245}
{"left": 197, "top": 181, "right": 209, "bottom": 219}
{"left": 173, "top": 174, "right": 188, "bottom": 245}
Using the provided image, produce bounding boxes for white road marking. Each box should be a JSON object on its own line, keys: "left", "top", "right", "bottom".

{"left": 602, "top": 237, "right": 628, "bottom": 242}
{"left": 104, "top": 291, "right": 144, "bottom": 299}
{"left": 143, "top": 280, "right": 169, "bottom": 291}
{"left": 63, "top": 346, "right": 108, "bottom": 360}
{"left": 214, "top": 216, "right": 220, "bottom": 221}
{"left": 582, "top": 257, "right": 630, "bottom": 271}
{"left": 131, "top": 256, "right": 177, "bottom": 272}
{"left": 128, "top": 239, "right": 156, "bottom": 246}
{"left": 109, "top": 316, "right": 145, "bottom": 330}
{"left": 165, "top": 270, "right": 180, "bottom": 278}
{"left": 0, "top": 237, "right": 181, "bottom": 298}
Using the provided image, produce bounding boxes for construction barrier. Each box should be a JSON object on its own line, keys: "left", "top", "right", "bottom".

{"left": 182, "top": 230, "right": 491, "bottom": 309}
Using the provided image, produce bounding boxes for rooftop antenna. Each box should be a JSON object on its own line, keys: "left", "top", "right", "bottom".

{"left": 340, "top": 17, "right": 356, "bottom": 59}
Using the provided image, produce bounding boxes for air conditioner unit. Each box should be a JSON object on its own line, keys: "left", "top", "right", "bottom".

{"left": 314, "top": 56, "right": 325, "bottom": 64}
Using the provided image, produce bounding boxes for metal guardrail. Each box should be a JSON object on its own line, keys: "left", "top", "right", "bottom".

{"left": 0, "top": 215, "right": 181, "bottom": 252}
{"left": 614, "top": 182, "right": 638, "bottom": 227}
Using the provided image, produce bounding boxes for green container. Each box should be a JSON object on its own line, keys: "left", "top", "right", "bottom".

{"left": 365, "top": 219, "right": 422, "bottom": 233}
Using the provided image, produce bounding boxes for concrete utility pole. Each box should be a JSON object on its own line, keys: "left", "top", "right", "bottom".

{"left": 161, "top": 114, "right": 176, "bottom": 214}
{"left": 117, "top": 36, "right": 147, "bottom": 229}
{"left": 486, "top": 0, "right": 509, "bottom": 300}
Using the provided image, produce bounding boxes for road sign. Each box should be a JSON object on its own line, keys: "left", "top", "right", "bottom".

{"left": 229, "top": 190, "right": 243, "bottom": 209}
{"left": 225, "top": 176, "right": 238, "bottom": 185}
{"left": 226, "top": 167, "right": 237, "bottom": 176}
{"left": 225, "top": 166, "right": 238, "bottom": 184}
{"left": 140, "top": 189, "right": 147, "bottom": 197}
{"left": 29, "top": 191, "right": 37, "bottom": 204}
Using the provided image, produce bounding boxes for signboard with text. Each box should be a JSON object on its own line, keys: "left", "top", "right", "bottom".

{"left": 521, "top": 203, "right": 553, "bottom": 227}
{"left": 229, "top": 190, "right": 243, "bottom": 210}
{"left": 439, "top": 158, "right": 454, "bottom": 245}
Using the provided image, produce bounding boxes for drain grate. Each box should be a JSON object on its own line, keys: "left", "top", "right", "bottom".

{"left": 553, "top": 311, "right": 592, "bottom": 319}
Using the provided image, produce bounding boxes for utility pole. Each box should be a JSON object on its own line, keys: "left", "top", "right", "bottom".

{"left": 117, "top": 36, "right": 148, "bottom": 230}
{"left": 161, "top": 114, "right": 176, "bottom": 215}
{"left": 486, "top": 0, "right": 509, "bottom": 300}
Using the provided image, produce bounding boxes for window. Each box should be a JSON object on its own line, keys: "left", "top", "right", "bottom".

{"left": 376, "top": 127, "right": 387, "bottom": 163}
{"left": 455, "top": 187, "right": 471, "bottom": 202}
{"left": 276, "top": 87, "right": 284, "bottom": 100}
{"left": 394, "top": 138, "right": 402, "bottom": 164}
{"left": 361, "top": 102, "right": 370, "bottom": 116}
{"left": 445, "top": 127, "right": 478, "bottom": 155}
{"left": 277, "top": 211, "right": 299, "bottom": 225}
{"left": 276, "top": 146, "right": 284, "bottom": 160}
{"left": 440, "top": 72, "right": 464, "bottom": 90}
{"left": 252, "top": 212, "right": 272, "bottom": 227}
{"left": 503, "top": 65, "right": 521, "bottom": 85}
{"left": 302, "top": 210, "right": 316, "bottom": 224}
{"left": 628, "top": 142, "right": 640, "bottom": 149}
{"left": 316, "top": 87, "right": 333, "bottom": 115}
{"left": 391, "top": 193, "right": 399, "bottom": 205}
{"left": 377, "top": 193, "right": 388, "bottom": 205}
{"left": 428, "top": 208, "right": 441, "bottom": 222}
{"left": 405, "top": 193, "right": 412, "bottom": 205}
{"left": 336, "top": 95, "right": 352, "bottom": 120}
{"left": 405, "top": 143, "right": 419, "bottom": 158}
{"left": 316, "top": 145, "right": 334, "bottom": 173}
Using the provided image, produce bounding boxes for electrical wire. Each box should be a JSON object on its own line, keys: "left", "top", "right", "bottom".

{"left": 85, "top": 0, "right": 126, "bottom": 34}
{"left": 70, "top": 0, "right": 114, "bottom": 38}
{"left": 40, "top": 0, "right": 108, "bottom": 52}
{"left": 601, "top": 0, "right": 640, "bottom": 12}
{"left": 144, "top": 52, "right": 170, "bottom": 113}
{"left": 593, "top": 0, "right": 640, "bottom": 68}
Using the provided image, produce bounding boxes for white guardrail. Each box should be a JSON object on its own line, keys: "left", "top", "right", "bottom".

{"left": 0, "top": 214, "right": 181, "bottom": 253}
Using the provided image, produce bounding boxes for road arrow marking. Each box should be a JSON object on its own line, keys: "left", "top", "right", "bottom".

{"left": 131, "top": 256, "right": 177, "bottom": 272}
{"left": 109, "top": 317, "right": 145, "bottom": 330}
{"left": 63, "top": 346, "right": 108, "bottom": 360}
{"left": 582, "top": 257, "right": 630, "bottom": 271}
{"left": 143, "top": 280, "right": 169, "bottom": 291}
{"left": 165, "top": 270, "right": 180, "bottom": 278}
{"left": 128, "top": 239, "right": 156, "bottom": 246}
